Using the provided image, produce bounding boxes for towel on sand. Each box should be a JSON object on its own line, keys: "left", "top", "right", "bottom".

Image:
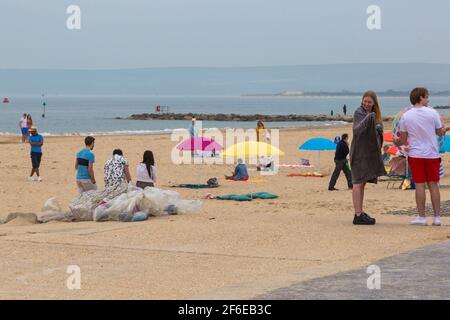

{"left": 350, "top": 106, "right": 386, "bottom": 184}
{"left": 172, "top": 184, "right": 217, "bottom": 189}
{"left": 216, "top": 192, "right": 278, "bottom": 201}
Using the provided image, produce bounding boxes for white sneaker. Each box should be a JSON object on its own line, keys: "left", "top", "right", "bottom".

{"left": 37, "top": 177, "right": 43, "bottom": 182}
{"left": 28, "top": 176, "right": 35, "bottom": 182}
{"left": 432, "top": 216, "right": 441, "bottom": 226}
{"left": 410, "top": 216, "right": 428, "bottom": 226}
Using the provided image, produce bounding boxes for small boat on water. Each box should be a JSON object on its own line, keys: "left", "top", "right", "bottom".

{"left": 2, "top": 97, "right": 10, "bottom": 103}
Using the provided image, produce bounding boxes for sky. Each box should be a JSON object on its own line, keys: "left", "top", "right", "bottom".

{"left": 1, "top": 0, "right": 450, "bottom": 69}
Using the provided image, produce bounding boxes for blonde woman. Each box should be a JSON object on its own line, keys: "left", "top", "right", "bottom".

{"left": 350, "top": 91, "right": 386, "bottom": 225}
{"left": 256, "top": 120, "right": 266, "bottom": 142}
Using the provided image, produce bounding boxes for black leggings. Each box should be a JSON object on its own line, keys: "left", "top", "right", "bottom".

{"left": 136, "top": 181, "right": 154, "bottom": 189}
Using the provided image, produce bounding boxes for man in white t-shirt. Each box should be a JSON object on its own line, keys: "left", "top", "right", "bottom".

{"left": 19, "top": 113, "right": 29, "bottom": 143}
{"left": 394, "top": 87, "right": 449, "bottom": 226}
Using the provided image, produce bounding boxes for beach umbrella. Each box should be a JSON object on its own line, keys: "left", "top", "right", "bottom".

{"left": 299, "top": 138, "right": 336, "bottom": 169}
{"left": 176, "top": 137, "right": 223, "bottom": 151}
{"left": 222, "top": 141, "right": 285, "bottom": 159}
{"left": 299, "top": 138, "right": 336, "bottom": 151}
{"left": 384, "top": 131, "right": 393, "bottom": 143}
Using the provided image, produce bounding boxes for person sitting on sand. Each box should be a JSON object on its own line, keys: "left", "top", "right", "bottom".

{"left": 104, "top": 149, "right": 132, "bottom": 188}
{"left": 76, "top": 136, "right": 97, "bottom": 194}
{"left": 136, "top": 150, "right": 157, "bottom": 189}
{"left": 350, "top": 91, "right": 386, "bottom": 225}
{"left": 257, "top": 155, "right": 274, "bottom": 171}
{"left": 225, "top": 158, "right": 249, "bottom": 181}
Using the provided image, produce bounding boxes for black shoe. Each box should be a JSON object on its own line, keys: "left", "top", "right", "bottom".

{"left": 328, "top": 187, "right": 339, "bottom": 191}
{"left": 362, "top": 212, "right": 376, "bottom": 223}
{"left": 353, "top": 213, "right": 376, "bottom": 225}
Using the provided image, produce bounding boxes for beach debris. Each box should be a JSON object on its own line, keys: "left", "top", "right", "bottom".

{"left": 0, "top": 212, "right": 39, "bottom": 225}
{"left": 39, "top": 183, "right": 202, "bottom": 223}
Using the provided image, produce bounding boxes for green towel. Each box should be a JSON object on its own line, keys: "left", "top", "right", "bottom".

{"left": 216, "top": 194, "right": 252, "bottom": 201}
{"left": 216, "top": 192, "right": 278, "bottom": 201}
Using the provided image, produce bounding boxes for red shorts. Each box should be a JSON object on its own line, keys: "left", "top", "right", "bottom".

{"left": 407, "top": 157, "right": 441, "bottom": 183}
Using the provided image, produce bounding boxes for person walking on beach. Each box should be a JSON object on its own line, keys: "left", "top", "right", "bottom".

{"left": 331, "top": 110, "right": 334, "bottom": 117}
{"left": 28, "top": 127, "right": 44, "bottom": 181}
{"left": 350, "top": 91, "right": 386, "bottom": 225}
{"left": 104, "top": 149, "right": 131, "bottom": 188}
{"left": 394, "top": 87, "right": 450, "bottom": 226}
{"left": 328, "top": 133, "right": 353, "bottom": 191}
{"left": 75, "top": 136, "right": 97, "bottom": 194}
{"left": 136, "top": 150, "right": 157, "bottom": 189}
{"left": 343, "top": 104, "right": 347, "bottom": 116}
{"left": 19, "top": 113, "right": 29, "bottom": 143}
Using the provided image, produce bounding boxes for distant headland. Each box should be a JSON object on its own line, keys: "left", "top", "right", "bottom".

{"left": 242, "top": 90, "right": 450, "bottom": 97}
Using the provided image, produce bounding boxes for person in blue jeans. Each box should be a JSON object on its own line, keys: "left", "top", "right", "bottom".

{"left": 75, "top": 136, "right": 97, "bottom": 193}
{"left": 28, "top": 127, "right": 44, "bottom": 181}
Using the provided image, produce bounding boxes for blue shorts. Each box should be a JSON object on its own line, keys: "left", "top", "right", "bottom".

{"left": 31, "top": 152, "right": 42, "bottom": 169}
{"left": 21, "top": 127, "right": 29, "bottom": 135}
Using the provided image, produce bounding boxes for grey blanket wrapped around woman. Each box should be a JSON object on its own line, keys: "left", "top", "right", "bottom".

{"left": 350, "top": 106, "right": 386, "bottom": 184}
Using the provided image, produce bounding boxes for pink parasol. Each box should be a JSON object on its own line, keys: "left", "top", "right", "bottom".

{"left": 176, "top": 137, "right": 223, "bottom": 151}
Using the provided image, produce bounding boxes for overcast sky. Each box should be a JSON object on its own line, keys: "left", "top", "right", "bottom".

{"left": 1, "top": 0, "right": 449, "bottom": 69}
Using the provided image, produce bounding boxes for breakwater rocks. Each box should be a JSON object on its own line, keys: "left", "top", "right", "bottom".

{"left": 120, "top": 113, "right": 394, "bottom": 123}
{"left": 435, "top": 106, "right": 450, "bottom": 110}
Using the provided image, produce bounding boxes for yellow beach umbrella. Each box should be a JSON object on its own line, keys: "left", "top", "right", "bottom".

{"left": 222, "top": 141, "right": 285, "bottom": 158}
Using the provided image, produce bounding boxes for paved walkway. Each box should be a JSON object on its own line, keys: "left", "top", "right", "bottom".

{"left": 384, "top": 199, "right": 450, "bottom": 217}
{"left": 258, "top": 241, "right": 450, "bottom": 300}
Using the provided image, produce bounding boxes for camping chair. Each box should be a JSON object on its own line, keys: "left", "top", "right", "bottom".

{"left": 379, "top": 156, "right": 407, "bottom": 189}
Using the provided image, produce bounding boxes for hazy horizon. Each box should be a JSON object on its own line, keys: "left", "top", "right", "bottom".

{"left": 1, "top": 0, "right": 450, "bottom": 69}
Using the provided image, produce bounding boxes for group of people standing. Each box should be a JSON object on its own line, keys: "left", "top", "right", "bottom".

{"left": 328, "top": 88, "right": 449, "bottom": 226}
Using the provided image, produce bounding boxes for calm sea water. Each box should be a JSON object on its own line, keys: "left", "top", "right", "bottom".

{"left": 1, "top": 95, "right": 449, "bottom": 135}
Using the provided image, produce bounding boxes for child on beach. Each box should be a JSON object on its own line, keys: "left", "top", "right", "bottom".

{"left": 75, "top": 136, "right": 97, "bottom": 194}
{"left": 394, "top": 87, "right": 450, "bottom": 226}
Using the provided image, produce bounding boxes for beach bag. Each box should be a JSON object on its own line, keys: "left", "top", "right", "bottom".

{"left": 207, "top": 177, "right": 219, "bottom": 188}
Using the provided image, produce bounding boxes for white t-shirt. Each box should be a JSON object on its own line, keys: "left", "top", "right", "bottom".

{"left": 20, "top": 117, "right": 28, "bottom": 128}
{"left": 136, "top": 163, "right": 156, "bottom": 183}
{"left": 399, "top": 106, "right": 442, "bottom": 159}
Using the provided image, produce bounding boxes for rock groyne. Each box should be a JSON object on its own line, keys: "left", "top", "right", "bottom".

{"left": 120, "top": 113, "right": 394, "bottom": 123}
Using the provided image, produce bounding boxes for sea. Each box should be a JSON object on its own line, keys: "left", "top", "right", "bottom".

{"left": 1, "top": 95, "right": 450, "bottom": 136}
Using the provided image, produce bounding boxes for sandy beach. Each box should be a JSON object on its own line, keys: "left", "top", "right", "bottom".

{"left": 2, "top": 124, "right": 450, "bottom": 299}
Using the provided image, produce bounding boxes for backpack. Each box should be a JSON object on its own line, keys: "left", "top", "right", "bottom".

{"left": 206, "top": 177, "right": 219, "bottom": 188}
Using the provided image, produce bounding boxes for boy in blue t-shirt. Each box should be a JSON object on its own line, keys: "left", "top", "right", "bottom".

{"left": 75, "top": 136, "right": 97, "bottom": 193}
{"left": 28, "top": 127, "right": 44, "bottom": 181}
